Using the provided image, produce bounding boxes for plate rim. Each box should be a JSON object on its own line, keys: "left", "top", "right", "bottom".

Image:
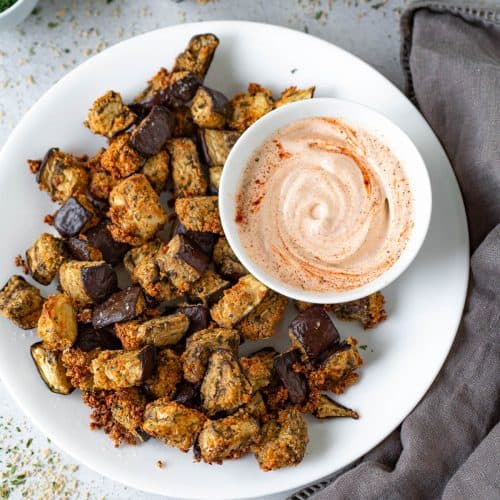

{"left": 0, "top": 20, "right": 470, "bottom": 500}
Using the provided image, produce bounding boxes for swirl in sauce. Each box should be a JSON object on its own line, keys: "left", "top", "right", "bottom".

{"left": 235, "top": 117, "right": 414, "bottom": 292}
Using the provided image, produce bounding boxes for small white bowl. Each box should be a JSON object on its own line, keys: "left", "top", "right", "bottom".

{"left": 219, "top": 97, "right": 432, "bottom": 303}
{"left": 0, "top": 0, "right": 38, "bottom": 30}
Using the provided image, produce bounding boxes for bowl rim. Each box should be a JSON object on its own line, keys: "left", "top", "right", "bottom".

{"left": 219, "top": 97, "right": 433, "bottom": 303}
{"left": 0, "top": 0, "right": 27, "bottom": 18}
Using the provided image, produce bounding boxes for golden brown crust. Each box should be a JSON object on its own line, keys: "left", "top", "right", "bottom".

{"left": 37, "top": 293, "right": 77, "bottom": 350}
{"left": 198, "top": 411, "right": 260, "bottom": 464}
{"left": 228, "top": 83, "right": 274, "bottom": 132}
{"left": 167, "top": 138, "right": 207, "bottom": 197}
{"left": 0, "top": 275, "right": 44, "bottom": 329}
{"left": 142, "top": 399, "right": 206, "bottom": 452}
{"left": 85, "top": 91, "right": 137, "bottom": 138}
{"left": 99, "top": 133, "right": 144, "bottom": 180}
{"left": 108, "top": 174, "right": 167, "bottom": 246}
{"left": 62, "top": 348, "right": 99, "bottom": 391}
{"left": 175, "top": 196, "right": 223, "bottom": 235}
{"left": 274, "top": 86, "right": 315, "bottom": 108}
{"left": 237, "top": 291, "right": 288, "bottom": 340}
{"left": 254, "top": 409, "right": 308, "bottom": 471}
{"left": 329, "top": 292, "right": 387, "bottom": 329}
{"left": 141, "top": 150, "right": 169, "bottom": 192}
{"left": 114, "top": 320, "right": 143, "bottom": 350}
{"left": 25, "top": 233, "right": 66, "bottom": 286}
{"left": 173, "top": 33, "right": 219, "bottom": 80}
{"left": 210, "top": 275, "right": 268, "bottom": 328}
{"left": 144, "top": 349, "right": 182, "bottom": 399}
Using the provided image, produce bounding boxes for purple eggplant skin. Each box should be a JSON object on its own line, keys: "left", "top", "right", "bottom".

{"left": 36, "top": 147, "right": 58, "bottom": 183}
{"left": 289, "top": 305, "right": 340, "bottom": 360}
{"left": 66, "top": 238, "right": 98, "bottom": 261}
{"left": 138, "top": 345, "right": 158, "bottom": 382}
{"left": 139, "top": 73, "right": 201, "bottom": 110}
{"left": 85, "top": 220, "right": 130, "bottom": 265}
{"left": 74, "top": 323, "right": 122, "bottom": 351}
{"left": 174, "top": 221, "right": 217, "bottom": 257}
{"left": 165, "top": 73, "right": 201, "bottom": 108}
{"left": 92, "top": 285, "right": 144, "bottom": 329}
{"left": 273, "top": 350, "right": 309, "bottom": 405}
{"left": 80, "top": 263, "right": 118, "bottom": 303}
{"left": 53, "top": 197, "right": 92, "bottom": 238}
{"left": 130, "top": 105, "right": 175, "bottom": 156}
{"left": 174, "top": 380, "right": 201, "bottom": 409}
{"left": 199, "top": 87, "right": 230, "bottom": 116}
{"left": 177, "top": 305, "right": 209, "bottom": 334}
{"left": 176, "top": 234, "right": 210, "bottom": 275}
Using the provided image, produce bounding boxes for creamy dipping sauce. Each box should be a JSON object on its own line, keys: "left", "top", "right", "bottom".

{"left": 235, "top": 117, "right": 414, "bottom": 292}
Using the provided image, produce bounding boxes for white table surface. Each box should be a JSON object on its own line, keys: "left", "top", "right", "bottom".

{"left": 0, "top": 0, "right": 407, "bottom": 498}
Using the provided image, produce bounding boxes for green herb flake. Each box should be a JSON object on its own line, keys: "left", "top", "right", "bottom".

{"left": 291, "top": 68, "right": 298, "bottom": 74}
{"left": 315, "top": 11, "right": 324, "bottom": 20}
{"left": 31, "top": 6, "right": 41, "bottom": 15}
{"left": 359, "top": 344, "right": 368, "bottom": 350}
{"left": 47, "top": 21, "right": 58, "bottom": 29}
{"left": 371, "top": 2, "right": 386, "bottom": 9}
{"left": 25, "top": 439, "right": 32, "bottom": 448}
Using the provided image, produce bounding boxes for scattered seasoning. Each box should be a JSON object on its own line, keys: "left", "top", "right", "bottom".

{"left": 315, "top": 10, "right": 324, "bottom": 19}
{"left": 359, "top": 344, "right": 368, "bottom": 350}
{"left": 47, "top": 21, "right": 59, "bottom": 29}
{"left": 291, "top": 68, "right": 298, "bottom": 73}
{"left": 371, "top": 1, "right": 387, "bottom": 9}
{"left": 31, "top": 6, "right": 40, "bottom": 15}
{"left": 0, "top": 0, "right": 16, "bottom": 14}
{"left": 155, "top": 460, "right": 165, "bottom": 469}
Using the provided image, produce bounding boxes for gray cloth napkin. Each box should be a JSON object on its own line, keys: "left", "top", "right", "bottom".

{"left": 293, "top": 2, "right": 500, "bottom": 499}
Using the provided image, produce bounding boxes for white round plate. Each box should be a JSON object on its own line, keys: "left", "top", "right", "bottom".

{"left": 0, "top": 21, "right": 469, "bottom": 500}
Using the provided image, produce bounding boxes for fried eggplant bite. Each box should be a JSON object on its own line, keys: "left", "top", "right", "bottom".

{"left": 123, "top": 240, "right": 180, "bottom": 302}
{"left": 99, "top": 133, "right": 144, "bottom": 180}
{"left": 254, "top": 409, "right": 308, "bottom": 471}
{"left": 237, "top": 290, "right": 288, "bottom": 340}
{"left": 188, "top": 270, "right": 230, "bottom": 306}
{"left": 182, "top": 328, "right": 240, "bottom": 385}
{"left": 199, "top": 129, "right": 240, "bottom": 166}
{"left": 92, "top": 285, "right": 146, "bottom": 329}
{"left": 37, "top": 293, "right": 77, "bottom": 350}
{"left": 85, "top": 90, "right": 137, "bottom": 138}
{"left": 108, "top": 174, "right": 167, "bottom": 246}
{"left": 141, "top": 150, "right": 169, "bottom": 192}
{"left": 167, "top": 138, "right": 207, "bottom": 197}
{"left": 208, "top": 166, "right": 222, "bottom": 193}
{"left": 315, "top": 337, "right": 363, "bottom": 394}
{"left": 26, "top": 233, "right": 66, "bottom": 285}
{"left": 210, "top": 274, "right": 268, "bottom": 328}
{"left": 91, "top": 345, "right": 157, "bottom": 390}
{"left": 156, "top": 234, "right": 209, "bottom": 293}
{"left": 228, "top": 83, "right": 274, "bottom": 132}
{"left": 175, "top": 196, "right": 223, "bottom": 235}
{"left": 274, "top": 86, "right": 315, "bottom": 108}
{"left": 59, "top": 260, "right": 117, "bottom": 306}
{"left": 173, "top": 33, "right": 219, "bottom": 80}
{"left": 0, "top": 275, "right": 44, "bottom": 329}
{"left": 200, "top": 349, "right": 253, "bottom": 416}
{"left": 240, "top": 348, "right": 277, "bottom": 392}
{"left": 213, "top": 237, "right": 247, "bottom": 281}
{"left": 313, "top": 394, "right": 359, "bottom": 420}
{"left": 111, "top": 387, "right": 148, "bottom": 442}
{"left": 329, "top": 292, "right": 387, "bottom": 329}
{"left": 37, "top": 148, "right": 89, "bottom": 204}
{"left": 130, "top": 105, "right": 175, "bottom": 157}
{"left": 293, "top": 291, "right": 387, "bottom": 330}
{"left": 198, "top": 410, "right": 260, "bottom": 464}
{"left": 144, "top": 348, "right": 182, "bottom": 400}
{"left": 53, "top": 195, "right": 99, "bottom": 238}
{"left": 142, "top": 399, "right": 206, "bottom": 452}
{"left": 191, "top": 86, "right": 230, "bottom": 129}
